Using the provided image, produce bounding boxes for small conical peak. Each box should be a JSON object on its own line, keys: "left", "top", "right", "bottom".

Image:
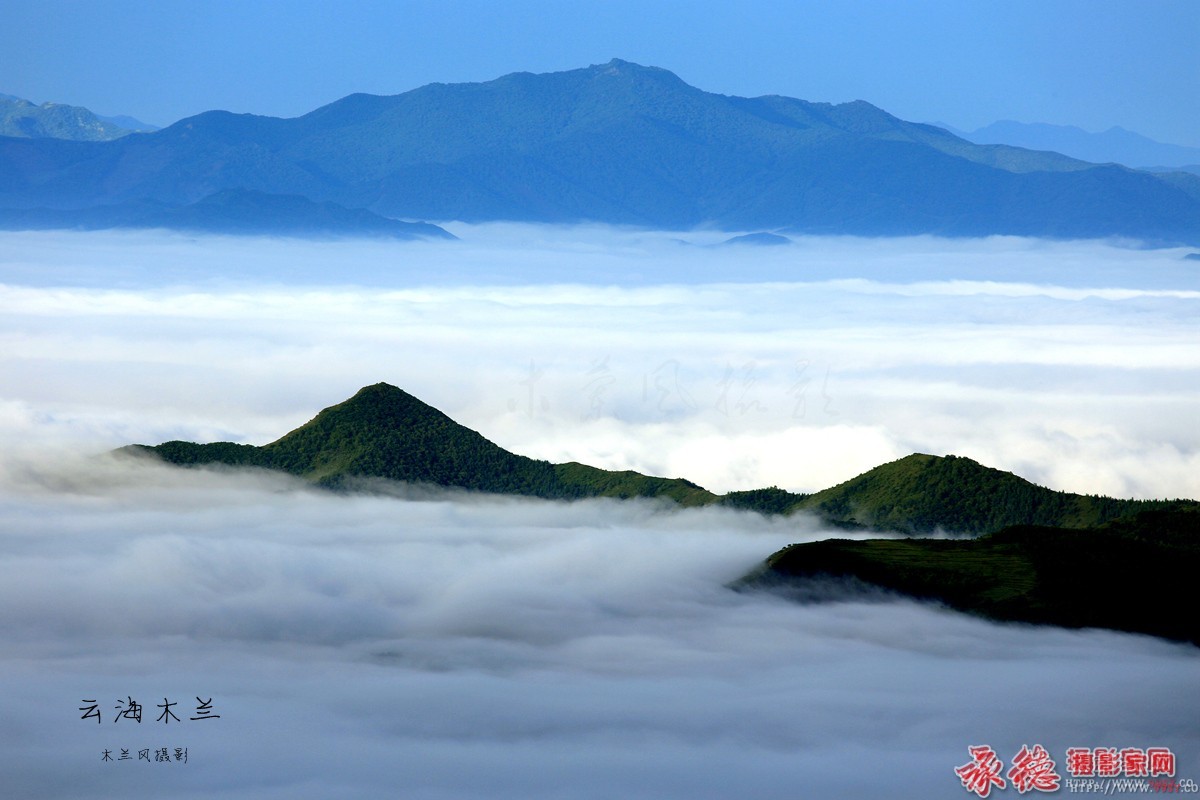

{"left": 262, "top": 382, "right": 449, "bottom": 450}
{"left": 889, "top": 453, "right": 987, "bottom": 471}
{"left": 351, "top": 381, "right": 405, "bottom": 398}
{"left": 334, "top": 382, "right": 434, "bottom": 413}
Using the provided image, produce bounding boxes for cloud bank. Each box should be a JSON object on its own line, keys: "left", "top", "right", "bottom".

{"left": 2, "top": 457, "right": 1198, "bottom": 799}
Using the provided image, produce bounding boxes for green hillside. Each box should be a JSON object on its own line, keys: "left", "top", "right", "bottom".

{"left": 794, "top": 453, "right": 1177, "bottom": 533}
{"left": 262, "top": 382, "right": 572, "bottom": 495}
{"left": 743, "top": 508, "right": 1200, "bottom": 644}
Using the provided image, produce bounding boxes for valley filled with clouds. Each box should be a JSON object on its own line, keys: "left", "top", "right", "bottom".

{"left": 2, "top": 227, "right": 1198, "bottom": 797}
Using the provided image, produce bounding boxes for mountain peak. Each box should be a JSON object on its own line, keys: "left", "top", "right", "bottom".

{"left": 248, "top": 383, "right": 560, "bottom": 490}
{"left": 336, "top": 381, "right": 437, "bottom": 418}
{"left": 585, "top": 58, "right": 689, "bottom": 87}
{"left": 591, "top": 57, "right": 660, "bottom": 73}
{"left": 795, "top": 452, "right": 1154, "bottom": 533}
{"left": 594, "top": 57, "right": 635, "bottom": 72}
{"left": 279, "top": 382, "right": 447, "bottom": 440}
{"left": 128, "top": 383, "right": 714, "bottom": 503}
{"left": 354, "top": 381, "right": 406, "bottom": 396}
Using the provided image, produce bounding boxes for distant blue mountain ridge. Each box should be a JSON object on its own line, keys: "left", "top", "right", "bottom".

{"left": 2, "top": 61, "right": 1199, "bottom": 244}
{"left": 95, "top": 113, "right": 159, "bottom": 132}
{"left": 939, "top": 120, "right": 1200, "bottom": 173}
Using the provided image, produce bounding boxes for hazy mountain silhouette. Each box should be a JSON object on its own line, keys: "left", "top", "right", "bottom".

{"left": 4, "top": 60, "right": 1200, "bottom": 243}
{"left": 948, "top": 119, "right": 1200, "bottom": 171}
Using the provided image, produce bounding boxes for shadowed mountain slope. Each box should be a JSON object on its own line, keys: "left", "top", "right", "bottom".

{"left": 742, "top": 508, "right": 1200, "bottom": 644}
{"left": 0, "top": 188, "right": 454, "bottom": 239}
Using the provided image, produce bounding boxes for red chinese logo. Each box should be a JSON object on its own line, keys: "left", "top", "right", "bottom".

{"left": 956, "top": 745, "right": 1007, "bottom": 798}
{"left": 1007, "top": 744, "right": 1061, "bottom": 793}
{"left": 959, "top": 743, "right": 1180, "bottom": 795}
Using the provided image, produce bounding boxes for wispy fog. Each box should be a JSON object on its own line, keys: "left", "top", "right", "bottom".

{"left": 2, "top": 228, "right": 1198, "bottom": 797}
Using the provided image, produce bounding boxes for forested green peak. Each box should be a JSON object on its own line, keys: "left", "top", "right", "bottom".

{"left": 266, "top": 382, "right": 448, "bottom": 440}
{"left": 794, "top": 451, "right": 1182, "bottom": 534}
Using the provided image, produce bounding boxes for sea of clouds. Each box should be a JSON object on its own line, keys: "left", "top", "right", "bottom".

{"left": 2, "top": 227, "right": 1198, "bottom": 797}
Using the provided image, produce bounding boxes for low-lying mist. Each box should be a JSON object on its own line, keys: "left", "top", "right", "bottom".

{"left": 2, "top": 227, "right": 1198, "bottom": 797}
{"left": 2, "top": 456, "right": 1197, "bottom": 799}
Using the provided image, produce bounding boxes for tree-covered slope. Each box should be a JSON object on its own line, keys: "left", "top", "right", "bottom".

{"left": 553, "top": 462, "right": 717, "bottom": 507}
{"left": 718, "top": 486, "right": 810, "bottom": 516}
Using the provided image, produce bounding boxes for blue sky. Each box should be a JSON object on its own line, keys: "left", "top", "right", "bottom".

{"left": 3, "top": 0, "right": 1198, "bottom": 145}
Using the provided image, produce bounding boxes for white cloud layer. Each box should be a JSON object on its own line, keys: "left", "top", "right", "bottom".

{"left": 2, "top": 457, "right": 1198, "bottom": 799}
{"left": 2, "top": 228, "right": 1199, "bottom": 797}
